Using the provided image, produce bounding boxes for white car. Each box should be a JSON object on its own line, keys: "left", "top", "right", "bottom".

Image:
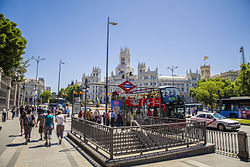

{"left": 191, "top": 113, "right": 241, "bottom": 131}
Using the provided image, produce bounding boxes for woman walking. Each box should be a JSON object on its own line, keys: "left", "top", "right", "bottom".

{"left": 55, "top": 110, "right": 65, "bottom": 145}
{"left": 44, "top": 110, "right": 54, "bottom": 147}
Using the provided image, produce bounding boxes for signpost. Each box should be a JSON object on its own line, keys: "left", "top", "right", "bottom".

{"left": 119, "top": 81, "right": 136, "bottom": 93}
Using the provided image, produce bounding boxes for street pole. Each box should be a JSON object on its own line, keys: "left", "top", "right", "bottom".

{"left": 105, "top": 17, "right": 110, "bottom": 114}
{"left": 84, "top": 79, "right": 88, "bottom": 119}
{"left": 167, "top": 66, "right": 178, "bottom": 86}
{"left": 57, "top": 59, "right": 64, "bottom": 108}
{"left": 105, "top": 17, "right": 118, "bottom": 113}
{"left": 32, "top": 56, "right": 45, "bottom": 110}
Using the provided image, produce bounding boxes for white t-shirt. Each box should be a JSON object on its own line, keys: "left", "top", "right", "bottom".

{"left": 56, "top": 114, "right": 65, "bottom": 126}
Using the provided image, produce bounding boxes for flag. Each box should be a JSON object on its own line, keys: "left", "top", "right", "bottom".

{"left": 204, "top": 56, "right": 208, "bottom": 60}
{"left": 109, "top": 22, "right": 118, "bottom": 25}
{"left": 80, "top": 91, "right": 83, "bottom": 94}
{"left": 73, "top": 91, "right": 78, "bottom": 95}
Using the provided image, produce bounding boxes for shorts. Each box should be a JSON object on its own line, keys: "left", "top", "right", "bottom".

{"left": 44, "top": 126, "right": 53, "bottom": 139}
{"left": 39, "top": 126, "right": 44, "bottom": 133}
{"left": 24, "top": 126, "right": 32, "bottom": 138}
{"left": 56, "top": 125, "right": 65, "bottom": 138}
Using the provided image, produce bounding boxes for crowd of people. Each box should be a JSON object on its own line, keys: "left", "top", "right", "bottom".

{"left": 78, "top": 109, "right": 122, "bottom": 127}
{"left": 9, "top": 105, "right": 68, "bottom": 147}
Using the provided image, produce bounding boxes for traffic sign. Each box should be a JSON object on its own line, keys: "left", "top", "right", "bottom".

{"left": 119, "top": 81, "right": 136, "bottom": 93}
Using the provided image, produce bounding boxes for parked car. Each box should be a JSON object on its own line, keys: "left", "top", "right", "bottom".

{"left": 191, "top": 113, "right": 241, "bottom": 131}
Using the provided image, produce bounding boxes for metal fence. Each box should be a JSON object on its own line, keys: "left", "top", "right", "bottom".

{"left": 71, "top": 117, "right": 206, "bottom": 159}
{"left": 206, "top": 130, "right": 239, "bottom": 157}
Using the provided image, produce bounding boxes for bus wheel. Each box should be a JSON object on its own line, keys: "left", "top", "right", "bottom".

{"left": 229, "top": 113, "right": 237, "bottom": 118}
{"left": 218, "top": 124, "right": 225, "bottom": 131}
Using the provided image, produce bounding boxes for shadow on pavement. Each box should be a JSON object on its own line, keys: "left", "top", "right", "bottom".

{"left": 7, "top": 143, "right": 25, "bottom": 147}
{"left": 9, "top": 134, "right": 21, "bottom": 137}
{"left": 29, "top": 144, "right": 46, "bottom": 149}
{"left": 59, "top": 148, "right": 76, "bottom": 152}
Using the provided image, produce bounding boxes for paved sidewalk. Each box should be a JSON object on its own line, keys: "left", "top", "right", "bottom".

{"left": 0, "top": 116, "right": 99, "bottom": 167}
{"left": 0, "top": 117, "right": 249, "bottom": 167}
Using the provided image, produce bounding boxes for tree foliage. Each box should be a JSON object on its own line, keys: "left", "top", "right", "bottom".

{"left": 59, "top": 84, "right": 81, "bottom": 103}
{"left": 190, "top": 62, "right": 250, "bottom": 108}
{"left": 0, "top": 14, "right": 27, "bottom": 79}
{"left": 234, "top": 63, "right": 250, "bottom": 96}
{"left": 39, "top": 90, "right": 52, "bottom": 103}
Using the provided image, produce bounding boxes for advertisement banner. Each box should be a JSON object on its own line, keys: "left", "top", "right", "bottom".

{"left": 111, "top": 100, "right": 123, "bottom": 115}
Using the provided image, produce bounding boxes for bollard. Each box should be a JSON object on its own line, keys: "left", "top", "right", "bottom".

{"left": 237, "top": 131, "right": 249, "bottom": 160}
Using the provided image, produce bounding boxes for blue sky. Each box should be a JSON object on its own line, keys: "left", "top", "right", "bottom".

{"left": 1, "top": 0, "right": 250, "bottom": 92}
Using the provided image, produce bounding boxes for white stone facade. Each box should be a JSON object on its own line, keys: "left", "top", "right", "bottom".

{"left": 25, "top": 78, "right": 45, "bottom": 105}
{"left": 81, "top": 47, "right": 200, "bottom": 103}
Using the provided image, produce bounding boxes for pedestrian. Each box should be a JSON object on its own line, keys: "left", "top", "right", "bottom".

{"left": 78, "top": 109, "right": 83, "bottom": 119}
{"left": 110, "top": 110, "right": 115, "bottom": 127}
{"left": 19, "top": 111, "right": 26, "bottom": 136}
{"left": 44, "top": 110, "right": 54, "bottom": 147}
{"left": 20, "top": 105, "right": 24, "bottom": 116}
{"left": 22, "top": 109, "right": 36, "bottom": 145}
{"left": 106, "top": 111, "right": 110, "bottom": 126}
{"left": 37, "top": 109, "right": 45, "bottom": 140}
{"left": 102, "top": 111, "right": 106, "bottom": 125}
{"left": 116, "top": 112, "right": 122, "bottom": 127}
{"left": 55, "top": 110, "right": 65, "bottom": 145}
{"left": 11, "top": 106, "right": 16, "bottom": 119}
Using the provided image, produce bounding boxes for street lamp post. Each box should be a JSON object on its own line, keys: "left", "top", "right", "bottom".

{"left": 57, "top": 59, "right": 65, "bottom": 108}
{"left": 167, "top": 66, "right": 178, "bottom": 86}
{"left": 32, "top": 56, "right": 45, "bottom": 109}
{"left": 105, "top": 17, "right": 117, "bottom": 113}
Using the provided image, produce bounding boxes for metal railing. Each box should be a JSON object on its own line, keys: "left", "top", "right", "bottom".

{"left": 136, "top": 116, "right": 185, "bottom": 125}
{"left": 207, "top": 130, "right": 239, "bottom": 157}
{"left": 71, "top": 117, "right": 206, "bottom": 159}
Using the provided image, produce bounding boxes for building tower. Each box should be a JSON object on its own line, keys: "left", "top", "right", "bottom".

{"left": 115, "top": 47, "right": 134, "bottom": 76}
{"left": 200, "top": 65, "right": 211, "bottom": 80}
{"left": 138, "top": 62, "right": 146, "bottom": 74}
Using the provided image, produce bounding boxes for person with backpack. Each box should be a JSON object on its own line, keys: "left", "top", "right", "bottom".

{"left": 43, "top": 110, "right": 54, "bottom": 147}
{"left": 22, "top": 109, "right": 37, "bottom": 145}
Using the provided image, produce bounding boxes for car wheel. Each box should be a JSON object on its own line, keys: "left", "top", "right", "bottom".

{"left": 218, "top": 124, "right": 225, "bottom": 131}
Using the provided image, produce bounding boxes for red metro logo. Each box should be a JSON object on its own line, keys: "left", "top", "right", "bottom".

{"left": 119, "top": 81, "right": 136, "bottom": 93}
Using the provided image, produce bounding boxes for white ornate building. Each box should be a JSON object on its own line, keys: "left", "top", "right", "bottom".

{"left": 81, "top": 47, "right": 201, "bottom": 103}
{"left": 25, "top": 78, "right": 45, "bottom": 105}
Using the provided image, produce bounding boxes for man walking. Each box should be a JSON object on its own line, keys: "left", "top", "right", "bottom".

{"left": 22, "top": 109, "right": 36, "bottom": 145}
{"left": 55, "top": 110, "right": 65, "bottom": 145}
{"left": 37, "top": 110, "right": 45, "bottom": 140}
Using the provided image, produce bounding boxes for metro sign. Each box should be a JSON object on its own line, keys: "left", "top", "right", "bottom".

{"left": 119, "top": 81, "right": 136, "bottom": 93}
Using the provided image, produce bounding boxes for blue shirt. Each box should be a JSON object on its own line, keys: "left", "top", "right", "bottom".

{"left": 111, "top": 112, "right": 115, "bottom": 118}
{"left": 44, "top": 115, "right": 54, "bottom": 127}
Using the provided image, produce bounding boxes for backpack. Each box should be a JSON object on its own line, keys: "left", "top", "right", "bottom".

{"left": 24, "top": 115, "right": 34, "bottom": 127}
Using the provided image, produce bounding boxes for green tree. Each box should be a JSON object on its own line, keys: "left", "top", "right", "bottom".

{"left": 189, "top": 78, "right": 238, "bottom": 110}
{"left": 40, "top": 90, "right": 52, "bottom": 103}
{"left": 0, "top": 14, "right": 27, "bottom": 78}
{"left": 234, "top": 63, "right": 250, "bottom": 96}
{"left": 63, "top": 84, "right": 80, "bottom": 103}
